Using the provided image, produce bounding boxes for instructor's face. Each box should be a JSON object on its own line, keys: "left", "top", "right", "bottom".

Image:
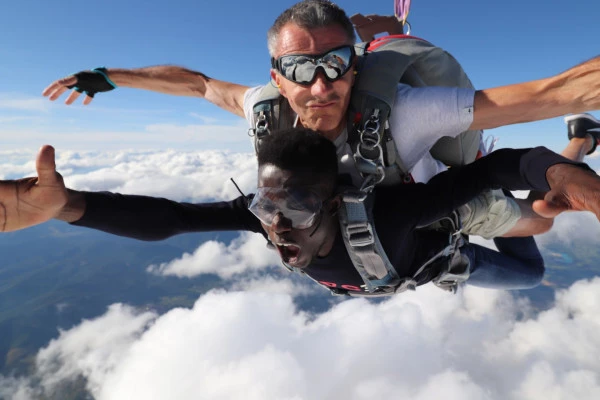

{"left": 256, "top": 164, "right": 338, "bottom": 269}
{"left": 271, "top": 23, "right": 355, "bottom": 142}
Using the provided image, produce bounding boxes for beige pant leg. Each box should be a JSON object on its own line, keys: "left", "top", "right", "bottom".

{"left": 458, "top": 189, "right": 521, "bottom": 239}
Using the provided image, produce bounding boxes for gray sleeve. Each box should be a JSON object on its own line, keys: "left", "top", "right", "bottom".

{"left": 388, "top": 84, "right": 475, "bottom": 171}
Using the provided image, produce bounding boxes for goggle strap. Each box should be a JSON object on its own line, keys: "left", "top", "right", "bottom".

{"left": 230, "top": 177, "right": 249, "bottom": 202}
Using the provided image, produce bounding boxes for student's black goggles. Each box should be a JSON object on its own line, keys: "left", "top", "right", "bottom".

{"left": 271, "top": 45, "right": 355, "bottom": 85}
{"left": 248, "top": 187, "right": 323, "bottom": 229}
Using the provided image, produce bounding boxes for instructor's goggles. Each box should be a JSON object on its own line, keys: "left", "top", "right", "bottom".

{"left": 249, "top": 187, "right": 323, "bottom": 229}
{"left": 271, "top": 45, "right": 355, "bottom": 85}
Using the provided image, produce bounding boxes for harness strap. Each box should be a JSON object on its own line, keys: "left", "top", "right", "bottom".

{"left": 249, "top": 85, "right": 294, "bottom": 151}
{"left": 338, "top": 189, "right": 401, "bottom": 293}
{"left": 427, "top": 213, "right": 471, "bottom": 293}
{"left": 337, "top": 200, "right": 470, "bottom": 297}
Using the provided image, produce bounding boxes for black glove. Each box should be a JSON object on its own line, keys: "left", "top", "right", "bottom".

{"left": 67, "top": 67, "right": 116, "bottom": 98}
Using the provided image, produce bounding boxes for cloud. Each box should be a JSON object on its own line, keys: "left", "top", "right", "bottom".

{"left": 0, "top": 147, "right": 258, "bottom": 200}
{"left": 536, "top": 212, "right": 600, "bottom": 248}
{"left": 147, "top": 232, "right": 280, "bottom": 278}
{"left": 231, "top": 275, "right": 318, "bottom": 297}
{"left": 0, "top": 150, "right": 37, "bottom": 179}
{"left": 144, "top": 122, "right": 253, "bottom": 143}
{"left": 0, "top": 94, "right": 50, "bottom": 112}
{"left": 3, "top": 144, "right": 600, "bottom": 399}
{"left": 3, "top": 280, "right": 600, "bottom": 399}
{"left": 0, "top": 115, "right": 44, "bottom": 123}
{"left": 0, "top": 376, "right": 39, "bottom": 400}
{"left": 188, "top": 112, "right": 221, "bottom": 124}
{"left": 0, "top": 147, "right": 259, "bottom": 202}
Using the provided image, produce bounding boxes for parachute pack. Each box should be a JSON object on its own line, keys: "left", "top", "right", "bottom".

{"left": 250, "top": 14, "right": 477, "bottom": 295}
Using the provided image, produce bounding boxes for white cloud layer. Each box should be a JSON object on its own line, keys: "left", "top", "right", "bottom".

{"left": 0, "top": 94, "right": 50, "bottom": 112}
{"left": 535, "top": 211, "right": 600, "bottom": 248}
{"left": 0, "top": 147, "right": 259, "bottom": 200}
{"left": 147, "top": 232, "right": 280, "bottom": 278}
{"left": 61, "top": 148, "right": 258, "bottom": 201}
{"left": 3, "top": 146, "right": 600, "bottom": 400}
{"left": 2, "top": 280, "right": 600, "bottom": 399}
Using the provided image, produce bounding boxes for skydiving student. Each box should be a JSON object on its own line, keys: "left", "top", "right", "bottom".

{"left": 2, "top": 128, "right": 600, "bottom": 296}
{"left": 42, "top": 0, "right": 600, "bottom": 242}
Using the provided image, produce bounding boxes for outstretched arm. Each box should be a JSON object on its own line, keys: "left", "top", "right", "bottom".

{"left": 0, "top": 145, "right": 263, "bottom": 239}
{"left": 407, "top": 147, "right": 600, "bottom": 227}
{"left": 42, "top": 66, "right": 250, "bottom": 117}
{"left": 533, "top": 162, "right": 600, "bottom": 218}
{"left": 0, "top": 145, "right": 84, "bottom": 231}
{"left": 471, "top": 56, "right": 600, "bottom": 130}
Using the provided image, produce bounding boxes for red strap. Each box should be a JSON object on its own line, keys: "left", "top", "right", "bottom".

{"left": 367, "top": 34, "right": 430, "bottom": 51}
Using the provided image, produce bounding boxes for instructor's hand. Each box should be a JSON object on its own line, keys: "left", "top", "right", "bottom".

{"left": 0, "top": 145, "right": 68, "bottom": 232}
{"left": 42, "top": 74, "right": 93, "bottom": 105}
{"left": 42, "top": 67, "right": 116, "bottom": 105}
{"left": 534, "top": 163, "right": 600, "bottom": 219}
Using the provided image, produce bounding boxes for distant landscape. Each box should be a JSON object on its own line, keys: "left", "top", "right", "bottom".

{"left": 0, "top": 222, "right": 214, "bottom": 374}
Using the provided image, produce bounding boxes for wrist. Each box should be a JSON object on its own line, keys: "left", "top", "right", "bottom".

{"left": 545, "top": 162, "right": 591, "bottom": 189}
{"left": 55, "top": 189, "right": 86, "bottom": 223}
{"left": 103, "top": 68, "right": 130, "bottom": 87}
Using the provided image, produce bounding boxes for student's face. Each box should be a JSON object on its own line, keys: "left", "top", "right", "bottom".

{"left": 254, "top": 164, "right": 339, "bottom": 269}
{"left": 271, "top": 23, "right": 355, "bottom": 142}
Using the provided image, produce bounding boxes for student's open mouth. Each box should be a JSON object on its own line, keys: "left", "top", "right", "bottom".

{"left": 276, "top": 242, "right": 301, "bottom": 265}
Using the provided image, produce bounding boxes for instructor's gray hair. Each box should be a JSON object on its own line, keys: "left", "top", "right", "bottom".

{"left": 267, "top": 0, "right": 356, "bottom": 57}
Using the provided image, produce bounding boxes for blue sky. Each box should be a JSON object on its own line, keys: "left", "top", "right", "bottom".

{"left": 1, "top": 0, "right": 599, "bottom": 153}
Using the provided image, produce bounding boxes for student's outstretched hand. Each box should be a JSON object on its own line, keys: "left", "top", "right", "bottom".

{"left": 533, "top": 163, "right": 600, "bottom": 219}
{"left": 0, "top": 145, "right": 68, "bottom": 232}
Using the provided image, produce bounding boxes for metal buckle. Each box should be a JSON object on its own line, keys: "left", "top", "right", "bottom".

{"left": 255, "top": 112, "right": 269, "bottom": 136}
{"left": 353, "top": 108, "right": 386, "bottom": 193}
{"left": 346, "top": 222, "right": 374, "bottom": 247}
{"left": 433, "top": 254, "right": 470, "bottom": 294}
{"left": 395, "top": 279, "right": 417, "bottom": 293}
{"left": 342, "top": 190, "right": 368, "bottom": 203}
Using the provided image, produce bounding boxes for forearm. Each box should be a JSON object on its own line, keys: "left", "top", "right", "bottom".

{"left": 106, "top": 66, "right": 249, "bottom": 117}
{"left": 70, "top": 192, "right": 260, "bottom": 241}
{"left": 471, "top": 56, "right": 600, "bottom": 131}
{"left": 416, "top": 147, "right": 589, "bottom": 225}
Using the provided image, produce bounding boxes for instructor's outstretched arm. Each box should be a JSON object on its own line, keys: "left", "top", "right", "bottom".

{"left": 471, "top": 56, "right": 600, "bottom": 131}
{"left": 42, "top": 66, "right": 249, "bottom": 117}
{"left": 0, "top": 145, "right": 85, "bottom": 232}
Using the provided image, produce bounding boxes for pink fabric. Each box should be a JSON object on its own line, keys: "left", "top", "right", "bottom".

{"left": 394, "top": 0, "right": 411, "bottom": 22}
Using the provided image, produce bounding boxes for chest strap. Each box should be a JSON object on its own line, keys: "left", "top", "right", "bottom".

{"left": 338, "top": 189, "right": 401, "bottom": 293}
{"left": 337, "top": 189, "right": 470, "bottom": 296}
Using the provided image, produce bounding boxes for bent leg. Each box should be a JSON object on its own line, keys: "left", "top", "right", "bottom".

{"left": 500, "top": 198, "right": 553, "bottom": 237}
{"left": 463, "top": 237, "right": 545, "bottom": 290}
{"left": 459, "top": 189, "right": 521, "bottom": 239}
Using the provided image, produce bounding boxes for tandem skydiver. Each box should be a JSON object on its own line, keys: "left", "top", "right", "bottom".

{"left": 42, "top": 0, "right": 600, "bottom": 243}
{"left": 1, "top": 128, "right": 600, "bottom": 295}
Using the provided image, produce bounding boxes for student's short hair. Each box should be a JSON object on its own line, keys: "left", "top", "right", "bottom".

{"left": 267, "top": 0, "right": 356, "bottom": 56}
{"left": 257, "top": 128, "right": 338, "bottom": 188}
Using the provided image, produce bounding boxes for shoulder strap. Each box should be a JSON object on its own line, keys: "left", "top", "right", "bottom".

{"left": 337, "top": 188, "right": 402, "bottom": 293}
{"left": 346, "top": 42, "right": 412, "bottom": 188}
{"left": 249, "top": 85, "right": 295, "bottom": 152}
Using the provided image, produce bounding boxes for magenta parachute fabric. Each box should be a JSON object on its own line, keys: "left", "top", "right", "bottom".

{"left": 394, "top": 0, "right": 411, "bottom": 23}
